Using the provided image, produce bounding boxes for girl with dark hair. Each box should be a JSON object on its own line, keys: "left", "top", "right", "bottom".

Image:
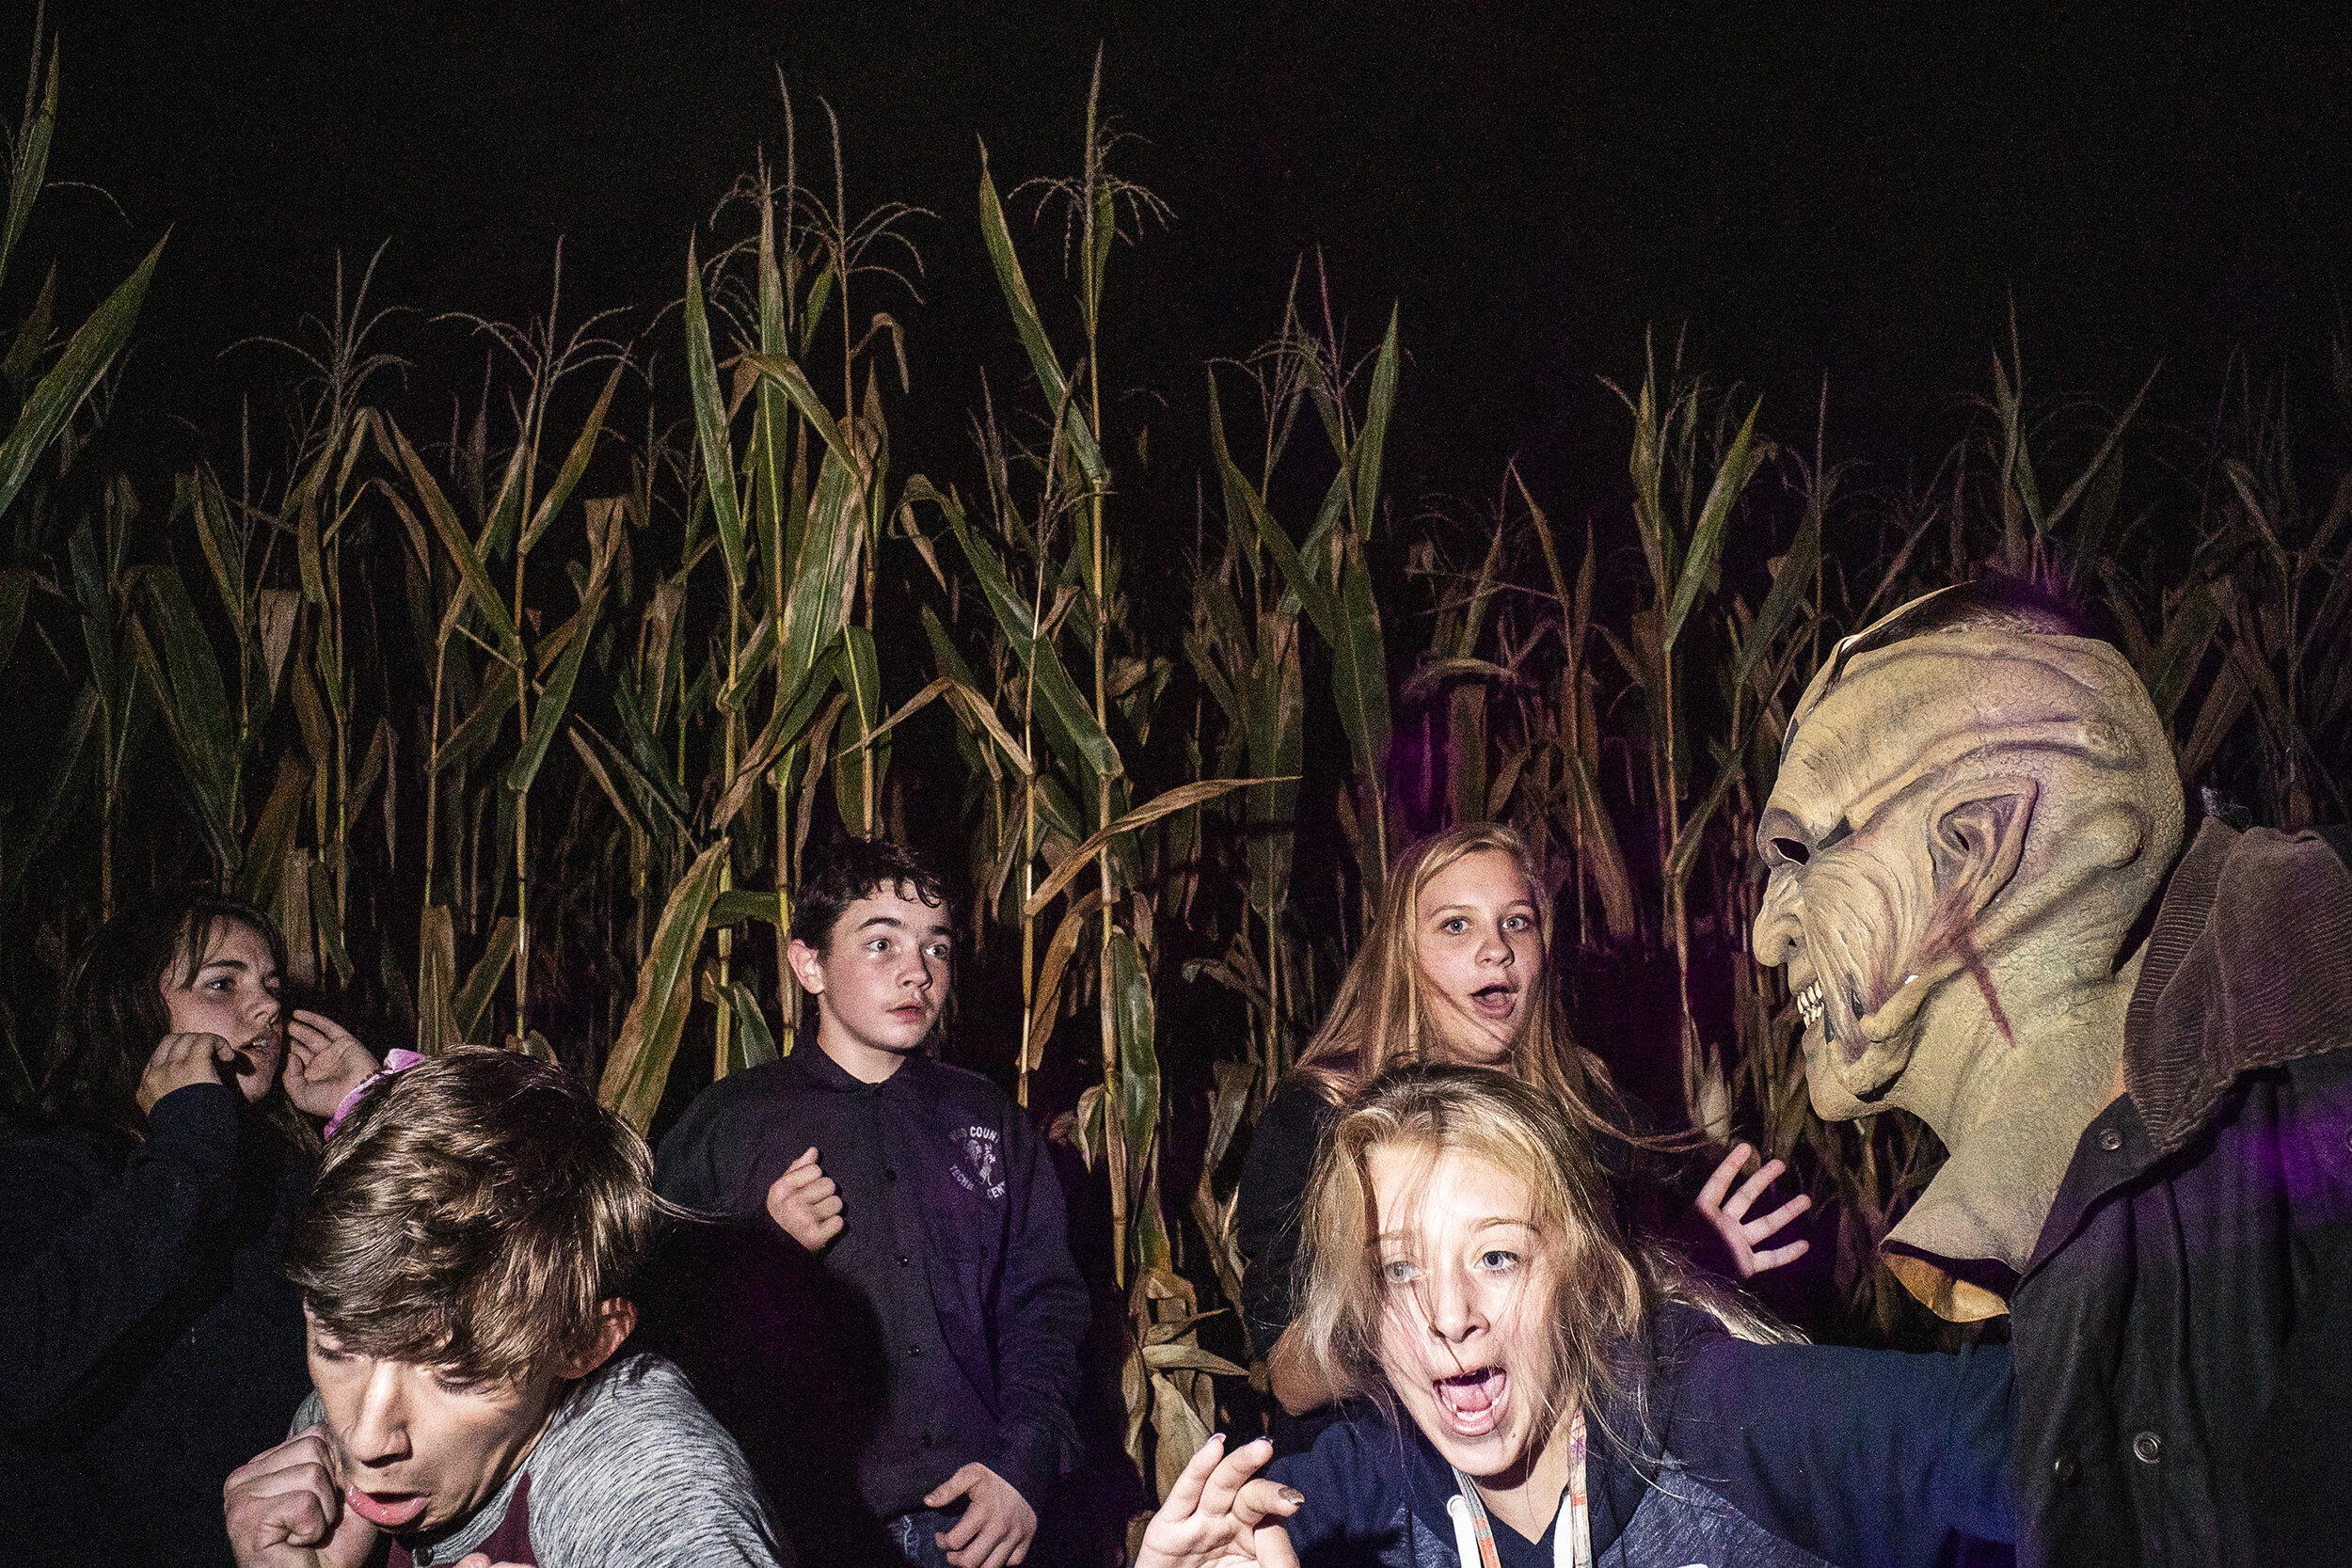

{"left": 0, "top": 891, "right": 378, "bottom": 1566}
{"left": 1236, "top": 825, "right": 1811, "bottom": 1445}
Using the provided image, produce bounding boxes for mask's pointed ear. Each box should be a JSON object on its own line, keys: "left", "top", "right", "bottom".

{"left": 1930, "top": 777, "right": 2037, "bottom": 917}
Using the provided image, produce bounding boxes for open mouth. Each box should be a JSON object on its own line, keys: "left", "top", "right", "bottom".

{"left": 344, "top": 1485, "right": 429, "bottom": 1530}
{"left": 1794, "top": 981, "right": 1824, "bottom": 1029}
{"left": 1469, "top": 983, "right": 1517, "bottom": 1022}
{"left": 1431, "top": 1366, "right": 1508, "bottom": 1437}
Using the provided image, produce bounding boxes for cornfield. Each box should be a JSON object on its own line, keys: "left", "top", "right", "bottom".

{"left": 5, "top": 29, "right": 2348, "bottom": 1536}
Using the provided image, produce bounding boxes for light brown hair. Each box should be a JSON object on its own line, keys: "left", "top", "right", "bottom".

{"left": 287, "top": 1048, "right": 663, "bottom": 1383}
{"left": 1293, "top": 1066, "right": 1792, "bottom": 1462}
{"left": 1289, "top": 823, "right": 1619, "bottom": 1140}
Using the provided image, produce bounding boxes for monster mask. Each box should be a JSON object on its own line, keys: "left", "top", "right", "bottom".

{"left": 1750, "top": 584, "right": 2183, "bottom": 1316}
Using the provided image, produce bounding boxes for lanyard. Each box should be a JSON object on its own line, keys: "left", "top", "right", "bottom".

{"left": 1447, "top": 1409, "right": 1593, "bottom": 1568}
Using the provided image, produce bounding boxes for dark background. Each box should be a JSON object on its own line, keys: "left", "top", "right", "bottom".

{"left": 19, "top": 0, "right": 2352, "bottom": 533}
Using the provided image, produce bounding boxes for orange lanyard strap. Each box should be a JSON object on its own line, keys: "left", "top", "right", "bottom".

{"left": 1448, "top": 1410, "right": 1593, "bottom": 1568}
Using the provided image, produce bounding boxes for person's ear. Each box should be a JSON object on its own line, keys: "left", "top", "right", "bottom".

{"left": 556, "top": 1298, "right": 637, "bottom": 1380}
{"left": 1833, "top": 775, "right": 2039, "bottom": 1094}
{"left": 1928, "top": 776, "right": 2037, "bottom": 912}
{"left": 786, "top": 937, "right": 827, "bottom": 998}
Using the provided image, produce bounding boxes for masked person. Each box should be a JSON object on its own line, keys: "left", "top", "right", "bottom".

{"left": 1748, "top": 578, "right": 2352, "bottom": 1567}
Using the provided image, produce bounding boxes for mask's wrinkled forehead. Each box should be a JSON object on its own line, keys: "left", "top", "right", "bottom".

{"left": 1776, "top": 625, "right": 2155, "bottom": 833}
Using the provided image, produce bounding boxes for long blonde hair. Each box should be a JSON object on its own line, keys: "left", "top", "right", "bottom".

{"left": 1293, "top": 1066, "right": 1792, "bottom": 1464}
{"left": 1290, "top": 824, "right": 1618, "bottom": 1136}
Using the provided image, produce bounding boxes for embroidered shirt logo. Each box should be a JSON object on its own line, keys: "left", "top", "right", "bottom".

{"left": 949, "top": 1124, "right": 1005, "bottom": 1199}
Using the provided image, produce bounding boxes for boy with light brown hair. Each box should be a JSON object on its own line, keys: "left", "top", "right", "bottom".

{"left": 224, "top": 1048, "right": 792, "bottom": 1568}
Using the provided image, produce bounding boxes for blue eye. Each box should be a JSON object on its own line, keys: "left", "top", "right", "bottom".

{"left": 1380, "top": 1258, "right": 1422, "bottom": 1286}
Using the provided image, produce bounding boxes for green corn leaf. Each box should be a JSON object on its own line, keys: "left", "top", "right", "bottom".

{"left": 913, "top": 477, "right": 1120, "bottom": 784}
{"left": 709, "top": 643, "right": 841, "bottom": 835}
{"left": 832, "top": 624, "right": 885, "bottom": 832}
{"left": 684, "top": 240, "right": 749, "bottom": 590}
{"left": 1109, "top": 928, "right": 1160, "bottom": 1211}
{"left": 1733, "top": 504, "right": 1820, "bottom": 699}
{"left": 126, "top": 567, "right": 239, "bottom": 870}
{"left": 975, "top": 147, "right": 1105, "bottom": 489}
{"left": 437, "top": 674, "right": 520, "bottom": 777}
{"left": 1330, "top": 528, "right": 1394, "bottom": 813}
{"left": 1024, "top": 775, "right": 1295, "bottom": 918}
{"left": 451, "top": 916, "right": 520, "bottom": 1045}
{"left": 0, "top": 43, "right": 56, "bottom": 297}
{"left": 710, "top": 889, "right": 787, "bottom": 928}
{"left": 1, "top": 263, "right": 56, "bottom": 392}
{"left": 743, "top": 351, "right": 858, "bottom": 475}
{"left": 236, "top": 752, "right": 312, "bottom": 909}
{"left": 0, "top": 680, "right": 94, "bottom": 902}
{"left": 776, "top": 442, "right": 866, "bottom": 690}
{"left": 0, "top": 563, "right": 30, "bottom": 677}
{"left": 2142, "top": 580, "right": 2223, "bottom": 729}
{"left": 308, "top": 857, "right": 353, "bottom": 987}
{"left": 725, "top": 979, "right": 781, "bottom": 1069}
{"left": 600, "top": 842, "right": 729, "bottom": 1132}
{"left": 520, "top": 360, "right": 624, "bottom": 554}
{"left": 387, "top": 420, "right": 523, "bottom": 659}
{"left": 1352, "top": 306, "right": 1400, "bottom": 542}
{"left": 506, "top": 609, "right": 597, "bottom": 796}
{"left": 1663, "top": 398, "right": 1766, "bottom": 653}
{"left": 796, "top": 260, "right": 835, "bottom": 362}
{"left": 0, "top": 235, "right": 165, "bottom": 521}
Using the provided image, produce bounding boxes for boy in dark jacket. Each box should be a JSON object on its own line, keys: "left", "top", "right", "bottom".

{"left": 655, "top": 838, "right": 1089, "bottom": 1568}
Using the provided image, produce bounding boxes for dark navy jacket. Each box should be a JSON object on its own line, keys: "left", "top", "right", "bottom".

{"left": 1267, "top": 1307, "right": 2013, "bottom": 1568}
{"left": 0, "top": 1083, "right": 314, "bottom": 1567}
{"left": 652, "top": 1048, "right": 1087, "bottom": 1542}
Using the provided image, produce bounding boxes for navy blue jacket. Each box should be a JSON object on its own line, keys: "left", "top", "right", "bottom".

{"left": 1268, "top": 1307, "right": 2013, "bottom": 1568}
{"left": 653, "top": 1048, "right": 1087, "bottom": 1539}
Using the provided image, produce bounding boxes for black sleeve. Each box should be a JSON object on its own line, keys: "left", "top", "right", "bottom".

{"left": 984, "top": 1103, "right": 1089, "bottom": 1504}
{"left": 654, "top": 1077, "right": 770, "bottom": 1221}
{"left": 1662, "top": 1328, "right": 2016, "bottom": 1567}
{"left": 0, "top": 1085, "right": 243, "bottom": 1429}
{"left": 1234, "top": 1085, "right": 1336, "bottom": 1355}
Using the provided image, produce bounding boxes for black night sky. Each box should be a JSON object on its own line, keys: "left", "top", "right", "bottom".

{"left": 24, "top": 1, "right": 2352, "bottom": 535}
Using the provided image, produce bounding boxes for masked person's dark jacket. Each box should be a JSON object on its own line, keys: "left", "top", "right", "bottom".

{"left": 2010, "top": 819, "right": 2352, "bottom": 1567}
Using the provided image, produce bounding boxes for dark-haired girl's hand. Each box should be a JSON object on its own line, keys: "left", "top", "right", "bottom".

{"left": 283, "top": 1012, "right": 377, "bottom": 1119}
{"left": 135, "top": 1032, "right": 238, "bottom": 1115}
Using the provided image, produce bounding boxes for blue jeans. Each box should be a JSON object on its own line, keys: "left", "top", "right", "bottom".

{"left": 885, "top": 1507, "right": 961, "bottom": 1568}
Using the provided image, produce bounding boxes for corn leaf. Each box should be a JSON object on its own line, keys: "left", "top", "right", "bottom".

{"left": 1025, "top": 776, "right": 1293, "bottom": 919}
{"left": 1351, "top": 307, "right": 1400, "bottom": 542}
{"left": 520, "top": 361, "right": 624, "bottom": 554}
{"left": 684, "top": 240, "right": 749, "bottom": 589}
{"left": 415, "top": 905, "right": 458, "bottom": 1055}
{"left": 976, "top": 147, "right": 1106, "bottom": 489}
{"left": 1663, "top": 398, "right": 1765, "bottom": 652}
{"left": 0, "top": 43, "right": 55, "bottom": 296}
{"left": 725, "top": 978, "right": 781, "bottom": 1069}
{"left": 387, "top": 420, "right": 523, "bottom": 659}
{"left": 0, "top": 235, "right": 166, "bottom": 520}
{"left": 600, "top": 842, "right": 729, "bottom": 1132}
{"left": 450, "top": 916, "right": 519, "bottom": 1046}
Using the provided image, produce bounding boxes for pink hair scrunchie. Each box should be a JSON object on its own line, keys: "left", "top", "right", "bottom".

{"left": 323, "top": 1048, "right": 426, "bottom": 1140}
